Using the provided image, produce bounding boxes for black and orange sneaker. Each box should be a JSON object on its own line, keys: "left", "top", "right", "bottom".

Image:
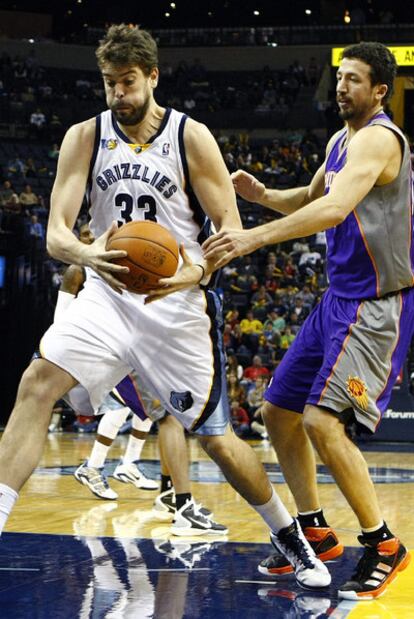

{"left": 338, "top": 536, "right": 411, "bottom": 600}
{"left": 258, "top": 526, "right": 344, "bottom": 576}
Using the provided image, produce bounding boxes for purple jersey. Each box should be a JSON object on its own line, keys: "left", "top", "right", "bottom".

{"left": 324, "top": 112, "right": 414, "bottom": 299}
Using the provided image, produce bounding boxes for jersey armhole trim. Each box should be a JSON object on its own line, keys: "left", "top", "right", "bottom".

{"left": 87, "top": 114, "right": 101, "bottom": 191}
{"left": 178, "top": 114, "right": 190, "bottom": 189}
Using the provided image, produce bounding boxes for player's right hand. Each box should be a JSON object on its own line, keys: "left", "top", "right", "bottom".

{"left": 80, "top": 222, "right": 129, "bottom": 293}
{"left": 231, "top": 170, "right": 266, "bottom": 203}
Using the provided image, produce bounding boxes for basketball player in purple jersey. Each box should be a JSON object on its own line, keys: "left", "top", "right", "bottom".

{"left": 203, "top": 42, "right": 413, "bottom": 599}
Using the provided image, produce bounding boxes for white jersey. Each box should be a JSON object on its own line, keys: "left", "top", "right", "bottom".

{"left": 40, "top": 107, "right": 229, "bottom": 436}
{"left": 87, "top": 108, "right": 210, "bottom": 265}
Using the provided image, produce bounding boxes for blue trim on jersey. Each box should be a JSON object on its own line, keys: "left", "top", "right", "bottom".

{"left": 191, "top": 289, "right": 225, "bottom": 432}
{"left": 110, "top": 108, "right": 172, "bottom": 145}
{"left": 177, "top": 114, "right": 210, "bottom": 246}
{"left": 85, "top": 114, "right": 101, "bottom": 208}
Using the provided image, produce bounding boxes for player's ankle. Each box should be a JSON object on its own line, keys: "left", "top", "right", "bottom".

{"left": 297, "top": 508, "right": 328, "bottom": 529}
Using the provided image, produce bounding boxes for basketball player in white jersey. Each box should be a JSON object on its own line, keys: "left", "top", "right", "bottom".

{"left": 56, "top": 224, "right": 224, "bottom": 532}
{"left": 0, "top": 24, "right": 329, "bottom": 588}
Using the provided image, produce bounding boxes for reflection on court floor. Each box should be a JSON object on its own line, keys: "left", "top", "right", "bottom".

{"left": 0, "top": 531, "right": 365, "bottom": 618}
{"left": 2, "top": 434, "right": 413, "bottom": 617}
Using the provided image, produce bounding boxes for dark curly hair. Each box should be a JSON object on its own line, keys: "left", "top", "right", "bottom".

{"left": 341, "top": 42, "right": 397, "bottom": 103}
{"left": 96, "top": 24, "right": 158, "bottom": 76}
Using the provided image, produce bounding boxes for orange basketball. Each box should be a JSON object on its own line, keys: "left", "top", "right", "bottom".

{"left": 107, "top": 220, "right": 179, "bottom": 294}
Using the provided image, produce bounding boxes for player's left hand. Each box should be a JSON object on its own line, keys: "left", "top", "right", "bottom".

{"left": 202, "top": 228, "right": 259, "bottom": 267}
{"left": 144, "top": 244, "right": 203, "bottom": 304}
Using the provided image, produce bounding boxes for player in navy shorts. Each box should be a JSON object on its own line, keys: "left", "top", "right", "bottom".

{"left": 204, "top": 41, "right": 412, "bottom": 599}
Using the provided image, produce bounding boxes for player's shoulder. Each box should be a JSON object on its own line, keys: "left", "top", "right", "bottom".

{"left": 183, "top": 116, "right": 214, "bottom": 143}
{"left": 64, "top": 117, "right": 96, "bottom": 145}
{"left": 350, "top": 123, "right": 400, "bottom": 154}
{"left": 325, "top": 128, "right": 346, "bottom": 155}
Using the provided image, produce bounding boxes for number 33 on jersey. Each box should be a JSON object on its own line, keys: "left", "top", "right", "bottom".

{"left": 86, "top": 108, "right": 211, "bottom": 263}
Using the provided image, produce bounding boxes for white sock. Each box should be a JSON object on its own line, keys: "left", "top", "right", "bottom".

{"left": 251, "top": 487, "right": 293, "bottom": 534}
{"left": 88, "top": 441, "right": 111, "bottom": 469}
{"left": 0, "top": 483, "right": 19, "bottom": 535}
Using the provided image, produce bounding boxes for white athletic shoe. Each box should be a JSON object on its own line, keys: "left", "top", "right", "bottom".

{"left": 74, "top": 461, "right": 118, "bottom": 500}
{"left": 171, "top": 499, "right": 228, "bottom": 536}
{"left": 270, "top": 520, "right": 331, "bottom": 589}
{"left": 113, "top": 461, "right": 159, "bottom": 490}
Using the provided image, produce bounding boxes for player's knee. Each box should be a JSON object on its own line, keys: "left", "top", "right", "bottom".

{"left": 18, "top": 360, "right": 65, "bottom": 406}
{"left": 303, "top": 407, "right": 330, "bottom": 444}
{"left": 198, "top": 431, "right": 239, "bottom": 468}
{"left": 262, "top": 402, "right": 301, "bottom": 429}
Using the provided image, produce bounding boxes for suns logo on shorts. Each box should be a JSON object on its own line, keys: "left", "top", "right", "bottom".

{"left": 346, "top": 375, "right": 369, "bottom": 410}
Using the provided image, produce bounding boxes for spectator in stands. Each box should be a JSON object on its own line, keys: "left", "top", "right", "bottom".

{"left": 225, "top": 308, "right": 240, "bottom": 329}
{"left": 290, "top": 296, "right": 309, "bottom": 324}
{"left": 227, "top": 372, "right": 247, "bottom": 409}
{"left": 229, "top": 322, "right": 245, "bottom": 352}
{"left": 0, "top": 180, "right": 14, "bottom": 206}
{"left": 282, "top": 256, "right": 298, "bottom": 286}
{"left": 48, "top": 143, "right": 60, "bottom": 160}
{"left": 240, "top": 309, "right": 264, "bottom": 336}
{"left": 264, "top": 308, "right": 286, "bottom": 336}
{"left": 230, "top": 400, "right": 250, "bottom": 437}
{"left": 6, "top": 156, "right": 25, "bottom": 178}
{"left": 287, "top": 311, "right": 301, "bottom": 335}
{"left": 24, "top": 158, "right": 37, "bottom": 178}
{"left": 295, "top": 284, "right": 315, "bottom": 309}
{"left": 251, "top": 285, "right": 273, "bottom": 309}
{"left": 19, "top": 184, "right": 38, "bottom": 212}
{"left": 291, "top": 237, "right": 310, "bottom": 257}
{"left": 49, "top": 115, "right": 63, "bottom": 142}
{"left": 226, "top": 353, "right": 244, "bottom": 381}
{"left": 247, "top": 376, "right": 268, "bottom": 417}
{"left": 29, "top": 214, "right": 44, "bottom": 244}
{"left": 243, "top": 355, "right": 270, "bottom": 383}
{"left": 280, "top": 326, "right": 296, "bottom": 350}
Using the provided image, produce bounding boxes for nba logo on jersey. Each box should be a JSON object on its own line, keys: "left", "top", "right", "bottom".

{"left": 162, "top": 142, "right": 170, "bottom": 157}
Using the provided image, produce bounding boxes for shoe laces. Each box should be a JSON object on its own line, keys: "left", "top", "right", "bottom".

{"left": 277, "top": 524, "right": 315, "bottom": 570}
{"left": 88, "top": 468, "right": 110, "bottom": 491}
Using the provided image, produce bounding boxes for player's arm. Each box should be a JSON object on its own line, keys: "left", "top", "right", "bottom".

{"left": 231, "top": 165, "right": 325, "bottom": 216}
{"left": 203, "top": 125, "right": 398, "bottom": 265}
{"left": 229, "top": 131, "right": 340, "bottom": 215}
{"left": 184, "top": 119, "right": 242, "bottom": 279}
{"left": 47, "top": 120, "right": 128, "bottom": 292}
{"left": 54, "top": 265, "right": 85, "bottom": 322}
{"left": 144, "top": 119, "right": 241, "bottom": 302}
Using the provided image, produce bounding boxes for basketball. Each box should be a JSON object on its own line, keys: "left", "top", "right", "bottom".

{"left": 107, "top": 220, "right": 179, "bottom": 294}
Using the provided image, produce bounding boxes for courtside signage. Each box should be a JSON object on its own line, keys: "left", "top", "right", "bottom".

{"left": 332, "top": 46, "right": 414, "bottom": 66}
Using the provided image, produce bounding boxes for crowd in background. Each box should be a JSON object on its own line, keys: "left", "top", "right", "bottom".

{"left": 1, "top": 50, "right": 413, "bottom": 438}
{"left": 0, "top": 50, "right": 321, "bottom": 135}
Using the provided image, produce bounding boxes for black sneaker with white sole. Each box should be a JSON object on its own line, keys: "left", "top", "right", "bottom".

{"left": 171, "top": 499, "right": 228, "bottom": 536}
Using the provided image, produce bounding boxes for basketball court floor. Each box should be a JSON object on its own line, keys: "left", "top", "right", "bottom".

{"left": 0, "top": 432, "right": 413, "bottom": 618}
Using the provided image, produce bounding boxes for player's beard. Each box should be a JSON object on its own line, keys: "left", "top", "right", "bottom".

{"left": 111, "top": 92, "right": 151, "bottom": 126}
{"left": 337, "top": 97, "right": 372, "bottom": 121}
